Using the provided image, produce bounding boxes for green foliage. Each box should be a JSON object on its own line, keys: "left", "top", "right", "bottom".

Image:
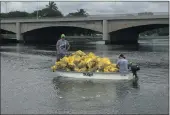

{"left": 138, "top": 12, "right": 154, "bottom": 16}
{"left": 140, "top": 27, "right": 169, "bottom": 36}
{"left": 66, "top": 9, "right": 89, "bottom": 17}
{"left": 46, "top": 1, "right": 58, "bottom": 11}
{"left": 40, "top": 8, "right": 63, "bottom": 17}
{"left": 0, "top": 1, "right": 64, "bottom": 18}
{"left": 0, "top": 11, "right": 30, "bottom": 18}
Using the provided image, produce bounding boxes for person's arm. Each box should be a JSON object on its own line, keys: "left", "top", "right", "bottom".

{"left": 126, "top": 60, "right": 131, "bottom": 71}
{"left": 116, "top": 59, "right": 120, "bottom": 68}
{"left": 66, "top": 41, "right": 70, "bottom": 51}
{"left": 56, "top": 40, "right": 60, "bottom": 52}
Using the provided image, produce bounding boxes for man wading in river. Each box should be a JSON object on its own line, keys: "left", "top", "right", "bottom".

{"left": 116, "top": 54, "right": 129, "bottom": 75}
{"left": 56, "top": 34, "right": 70, "bottom": 61}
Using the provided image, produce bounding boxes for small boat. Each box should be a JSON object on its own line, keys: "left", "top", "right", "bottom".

{"left": 55, "top": 70, "right": 135, "bottom": 80}
{"left": 55, "top": 63, "right": 140, "bottom": 81}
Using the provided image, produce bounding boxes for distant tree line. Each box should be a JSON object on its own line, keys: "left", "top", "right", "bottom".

{"left": 137, "top": 12, "right": 154, "bottom": 16}
{"left": 140, "top": 27, "right": 169, "bottom": 36}
{"left": 0, "top": 1, "right": 88, "bottom": 18}
{"left": 0, "top": 1, "right": 156, "bottom": 18}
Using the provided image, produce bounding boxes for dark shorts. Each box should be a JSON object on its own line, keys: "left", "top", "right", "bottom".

{"left": 56, "top": 53, "right": 65, "bottom": 61}
{"left": 56, "top": 51, "right": 71, "bottom": 61}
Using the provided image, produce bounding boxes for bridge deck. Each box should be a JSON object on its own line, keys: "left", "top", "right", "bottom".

{"left": 1, "top": 14, "right": 169, "bottom": 23}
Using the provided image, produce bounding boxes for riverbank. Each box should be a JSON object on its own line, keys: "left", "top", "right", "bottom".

{"left": 1, "top": 34, "right": 168, "bottom": 45}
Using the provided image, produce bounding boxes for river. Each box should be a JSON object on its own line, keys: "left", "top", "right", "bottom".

{"left": 1, "top": 40, "right": 169, "bottom": 114}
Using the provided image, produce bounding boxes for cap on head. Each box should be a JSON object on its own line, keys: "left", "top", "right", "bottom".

{"left": 61, "top": 34, "right": 65, "bottom": 38}
{"left": 119, "top": 54, "right": 125, "bottom": 58}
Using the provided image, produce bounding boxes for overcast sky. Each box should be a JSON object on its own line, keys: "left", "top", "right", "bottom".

{"left": 0, "top": 1, "right": 169, "bottom": 15}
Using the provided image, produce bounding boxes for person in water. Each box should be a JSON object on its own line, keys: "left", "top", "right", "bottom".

{"left": 116, "top": 54, "right": 129, "bottom": 75}
{"left": 56, "top": 34, "right": 70, "bottom": 61}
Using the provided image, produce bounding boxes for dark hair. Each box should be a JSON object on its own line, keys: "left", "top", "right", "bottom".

{"left": 119, "top": 54, "right": 125, "bottom": 59}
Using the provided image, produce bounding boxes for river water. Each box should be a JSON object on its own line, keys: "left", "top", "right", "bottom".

{"left": 1, "top": 40, "right": 169, "bottom": 114}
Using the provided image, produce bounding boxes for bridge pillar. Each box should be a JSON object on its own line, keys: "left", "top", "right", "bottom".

{"left": 102, "top": 20, "right": 110, "bottom": 44}
{"left": 16, "top": 22, "right": 23, "bottom": 42}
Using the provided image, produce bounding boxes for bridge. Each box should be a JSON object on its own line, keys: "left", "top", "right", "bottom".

{"left": 1, "top": 13, "right": 169, "bottom": 44}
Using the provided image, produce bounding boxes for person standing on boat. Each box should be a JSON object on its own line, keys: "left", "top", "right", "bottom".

{"left": 116, "top": 54, "right": 129, "bottom": 75}
{"left": 56, "top": 34, "right": 70, "bottom": 61}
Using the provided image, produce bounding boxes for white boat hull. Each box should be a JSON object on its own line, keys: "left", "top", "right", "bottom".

{"left": 55, "top": 71, "right": 134, "bottom": 80}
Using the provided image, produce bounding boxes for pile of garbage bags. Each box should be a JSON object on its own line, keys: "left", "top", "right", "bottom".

{"left": 51, "top": 50, "right": 118, "bottom": 73}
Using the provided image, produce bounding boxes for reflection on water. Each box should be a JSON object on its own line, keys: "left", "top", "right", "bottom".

{"left": 51, "top": 77, "right": 139, "bottom": 113}
{"left": 1, "top": 39, "right": 169, "bottom": 53}
{"left": 132, "top": 78, "right": 140, "bottom": 89}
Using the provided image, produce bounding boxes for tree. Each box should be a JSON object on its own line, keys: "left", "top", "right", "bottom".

{"left": 29, "top": 2, "right": 63, "bottom": 17}
{"left": 30, "top": 10, "right": 42, "bottom": 17}
{"left": 0, "top": 13, "right": 8, "bottom": 18}
{"left": 0, "top": 1, "right": 64, "bottom": 18}
{"left": 4, "top": 11, "right": 30, "bottom": 18}
{"left": 46, "top": 1, "right": 58, "bottom": 11}
{"left": 77, "top": 9, "right": 88, "bottom": 16}
{"left": 139, "top": 27, "right": 169, "bottom": 36}
{"left": 66, "top": 9, "right": 88, "bottom": 17}
{"left": 138, "top": 12, "right": 154, "bottom": 16}
{"left": 41, "top": 8, "right": 63, "bottom": 17}
{"left": 40, "top": 1, "right": 63, "bottom": 17}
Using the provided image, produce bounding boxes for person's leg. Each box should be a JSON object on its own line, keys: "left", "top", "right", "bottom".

{"left": 56, "top": 53, "right": 66, "bottom": 62}
{"left": 60, "top": 54, "right": 65, "bottom": 59}
{"left": 56, "top": 51, "right": 59, "bottom": 62}
{"left": 56, "top": 54, "right": 62, "bottom": 62}
{"left": 56, "top": 56, "right": 58, "bottom": 62}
